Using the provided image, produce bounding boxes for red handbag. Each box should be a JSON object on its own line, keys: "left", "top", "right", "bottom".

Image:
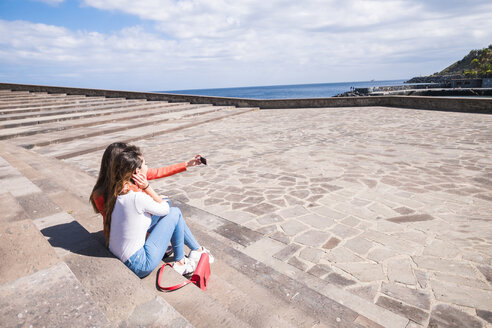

{"left": 158, "top": 253, "right": 211, "bottom": 291}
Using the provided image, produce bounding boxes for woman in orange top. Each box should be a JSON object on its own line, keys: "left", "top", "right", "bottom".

{"left": 90, "top": 142, "right": 202, "bottom": 242}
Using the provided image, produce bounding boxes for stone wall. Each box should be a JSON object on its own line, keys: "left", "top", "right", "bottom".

{"left": 383, "top": 95, "right": 492, "bottom": 113}
{"left": 0, "top": 82, "right": 491, "bottom": 114}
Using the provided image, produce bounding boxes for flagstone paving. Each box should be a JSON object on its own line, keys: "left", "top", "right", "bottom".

{"left": 66, "top": 105, "right": 492, "bottom": 327}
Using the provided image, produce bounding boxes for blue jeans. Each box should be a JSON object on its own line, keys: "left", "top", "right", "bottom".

{"left": 124, "top": 207, "right": 200, "bottom": 278}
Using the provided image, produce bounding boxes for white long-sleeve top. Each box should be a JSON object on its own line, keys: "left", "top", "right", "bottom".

{"left": 109, "top": 191, "right": 170, "bottom": 263}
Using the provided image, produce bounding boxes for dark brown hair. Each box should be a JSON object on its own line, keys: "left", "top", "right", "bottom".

{"left": 103, "top": 149, "right": 143, "bottom": 246}
{"left": 90, "top": 142, "right": 141, "bottom": 213}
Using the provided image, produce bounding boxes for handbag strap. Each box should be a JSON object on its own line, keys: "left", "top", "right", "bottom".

{"left": 157, "top": 263, "right": 193, "bottom": 291}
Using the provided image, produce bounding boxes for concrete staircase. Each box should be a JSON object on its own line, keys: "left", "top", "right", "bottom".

{"left": 0, "top": 90, "right": 401, "bottom": 327}
{"left": 0, "top": 90, "right": 255, "bottom": 159}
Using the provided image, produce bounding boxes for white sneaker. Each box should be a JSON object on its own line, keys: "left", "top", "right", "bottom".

{"left": 189, "top": 247, "right": 214, "bottom": 264}
{"left": 172, "top": 257, "right": 196, "bottom": 275}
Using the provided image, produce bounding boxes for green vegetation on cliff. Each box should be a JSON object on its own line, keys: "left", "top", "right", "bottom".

{"left": 435, "top": 45, "right": 492, "bottom": 78}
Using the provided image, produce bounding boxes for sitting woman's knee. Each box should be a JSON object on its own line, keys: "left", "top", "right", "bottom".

{"left": 166, "top": 207, "right": 182, "bottom": 224}
{"left": 169, "top": 207, "right": 183, "bottom": 217}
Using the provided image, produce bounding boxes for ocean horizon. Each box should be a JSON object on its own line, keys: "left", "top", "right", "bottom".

{"left": 157, "top": 79, "right": 407, "bottom": 99}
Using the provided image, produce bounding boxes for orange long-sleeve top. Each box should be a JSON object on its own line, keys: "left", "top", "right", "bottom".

{"left": 93, "top": 162, "right": 187, "bottom": 235}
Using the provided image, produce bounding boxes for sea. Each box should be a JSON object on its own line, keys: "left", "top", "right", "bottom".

{"left": 158, "top": 79, "right": 407, "bottom": 99}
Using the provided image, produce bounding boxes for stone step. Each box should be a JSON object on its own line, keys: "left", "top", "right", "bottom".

{"left": 0, "top": 95, "right": 121, "bottom": 112}
{"left": 0, "top": 90, "right": 33, "bottom": 98}
{"left": 0, "top": 218, "right": 62, "bottom": 286}
{"left": 0, "top": 94, "right": 44, "bottom": 101}
{"left": 143, "top": 268, "right": 254, "bottom": 328}
{"left": 0, "top": 94, "right": 98, "bottom": 108}
{"left": 0, "top": 94, "right": 89, "bottom": 105}
{"left": 0, "top": 91, "right": 69, "bottom": 97}
{"left": 12, "top": 105, "right": 233, "bottom": 149}
{"left": 0, "top": 98, "right": 140, "bottom": 119}
{"left": 0, "top": 187, "right": 110, "bottom": 327}
{"left": 34, "top": 107, "right": 256, "bottom": 159}
{"left": 199, "top": 264, "right": 302, "bottom": 327}
{"left": 37, "top": 215, "right": 194, "bottom": 327}
{"left": 0, "top": 93, "right": 61, "bottom": 101}
{"left": 0, "top": 261, "right": 111, "bottom": 327}
{"left": 161, "top": 233, "right": 333, "bottom": 327}
{"left": 0, "top": 97, "right": 144, "bottom": 117}
{"left": 0, "top": 99, "right": 157, "bottom": 121}
{"left": 0, "top": 89, "right": 38, "bottom": 93}
{"left": 172, "top": 202, "right": 373, "bottom": 328}
{"left": 174, "top": 200, "right": 410, "bottom": 328}
{"left": 0, "top": 103, "right": 209, "bottom": 140}
{"left": 0, "top": 100, "right": 190, "bottom": 129}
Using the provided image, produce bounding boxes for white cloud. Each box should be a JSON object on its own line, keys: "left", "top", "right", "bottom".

{"left": 0, "top": 20, "right": 188, "bottom": 89}
{"left": 1, "top": 0, "right": 492, "bottom": 90}
{"left": 78, "top": 0, "right": 492, "bottom": 68}
{"left": 0, "top": 21, "right": 175, "bottom": 65}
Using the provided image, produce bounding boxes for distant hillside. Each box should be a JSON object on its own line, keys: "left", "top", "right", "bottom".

{"left": 406, "top": 45, "right": 492, "bottom": 83}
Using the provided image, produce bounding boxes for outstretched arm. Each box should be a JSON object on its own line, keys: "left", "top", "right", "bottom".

{"left": 146, "top": 155, "right": 203, "bottom": 180}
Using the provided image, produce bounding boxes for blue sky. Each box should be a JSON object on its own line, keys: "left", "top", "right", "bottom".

{"left": 1, "top": 0, "right": 491, "bottom": 91}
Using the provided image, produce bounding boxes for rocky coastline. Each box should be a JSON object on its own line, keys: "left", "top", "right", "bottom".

{"left": 404, "top": 74, "right": 462, "bottom": 84}
{"left": 334, "top": 80, "right": 492, "bottom": 97}
{"left": 336, "top": 45, "right": 492, "bottom": 97}
{"left": 333, "top": 88, "right": 369, "bottom": 97}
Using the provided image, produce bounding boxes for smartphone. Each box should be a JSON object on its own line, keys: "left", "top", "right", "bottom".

{"left": 200, "top": 156, "right": 207, "bottom": 165}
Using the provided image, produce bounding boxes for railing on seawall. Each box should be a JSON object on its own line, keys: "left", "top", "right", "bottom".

{"left": 0, "top": 82, "right": 491, "bottom": 114}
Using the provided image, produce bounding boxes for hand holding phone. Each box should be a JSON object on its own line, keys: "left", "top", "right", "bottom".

{"left": 187, "top": 155, "right": 206, "bottom": 167}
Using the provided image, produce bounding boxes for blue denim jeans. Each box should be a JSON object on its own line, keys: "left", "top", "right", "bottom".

{"left": 124, "top": 207, "right": 200, "bottom": 278}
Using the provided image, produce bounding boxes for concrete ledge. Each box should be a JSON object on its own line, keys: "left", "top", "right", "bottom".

{"left": 388, "top": 88, "right": 492, "bottom": 97}
{"left": 2, "top": 82, "right": 491, "bottom": 113}
{"left": 383, "top": 95, "right": 492, "bottom": 114}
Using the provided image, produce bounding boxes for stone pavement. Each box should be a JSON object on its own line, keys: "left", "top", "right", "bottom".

{"left": 67, "top": 106, "right": 492, "bottom": 327}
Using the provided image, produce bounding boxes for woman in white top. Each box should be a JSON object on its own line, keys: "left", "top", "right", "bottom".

{"left": 106, "top": 148, "right": 213, "bottom": 278}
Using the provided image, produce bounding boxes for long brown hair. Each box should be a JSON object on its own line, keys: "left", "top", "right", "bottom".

{"left": 90, "top": 142, "right": 142, "bottom": 213}
{"left": 90, "top": 142, "right": 128, "bottom": 212}
{"left": 103, "top": 149, "right": 143, "bottom": 246}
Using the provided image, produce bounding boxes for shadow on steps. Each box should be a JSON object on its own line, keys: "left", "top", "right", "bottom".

{"left": 38, "top": 220, "right": 110, "bottom": 258}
